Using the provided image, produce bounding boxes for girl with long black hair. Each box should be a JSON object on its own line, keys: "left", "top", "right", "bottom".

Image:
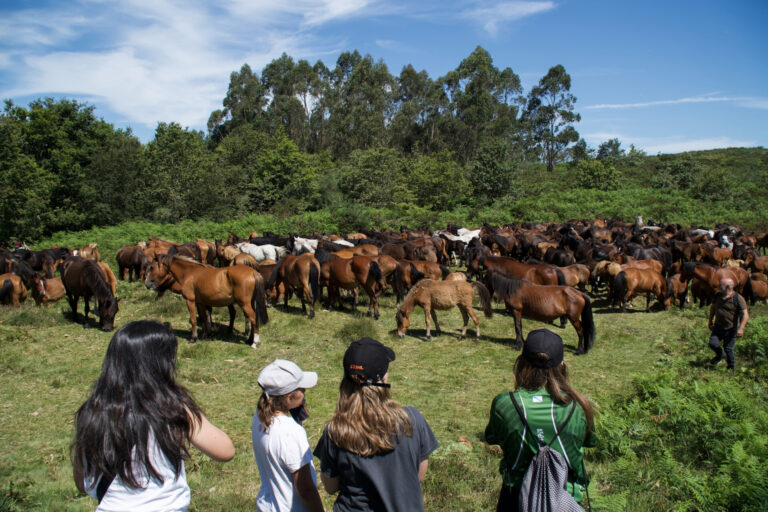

{"left": 71, "top": 320, "right": 234, "bottom": 510}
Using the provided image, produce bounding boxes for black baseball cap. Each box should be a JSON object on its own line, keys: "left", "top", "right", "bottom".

{"left": 522, "top": 329, "right": 564, "bottom": 368}
{"left": 343, "top": 337, "right": 395, "bottom": 385}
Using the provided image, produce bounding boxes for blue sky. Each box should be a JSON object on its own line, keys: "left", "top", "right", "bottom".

{"left": 1, "top": 0, "right": 766, "bottom": 154}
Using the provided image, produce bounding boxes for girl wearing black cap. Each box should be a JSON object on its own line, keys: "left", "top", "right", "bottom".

{"left": 313, "top": 338, "right": 439, "bottom": 512}
{"left": 485, "top": 329, "right": 597, "bottom": 511}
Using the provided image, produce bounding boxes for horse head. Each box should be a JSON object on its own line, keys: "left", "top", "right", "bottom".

{"left": 98, "top": 296, "right": 119, "bottom": 331}
{"left": 395, "top": 308, "right": 409, "bottom": 338}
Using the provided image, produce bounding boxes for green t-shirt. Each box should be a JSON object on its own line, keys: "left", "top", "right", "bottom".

{"left": 485, "top": 387, "right": 597, "bottom": 501}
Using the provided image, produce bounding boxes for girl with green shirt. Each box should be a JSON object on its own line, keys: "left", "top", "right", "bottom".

{"left": 485, "top": 329, "right": 597, "bottom": 511}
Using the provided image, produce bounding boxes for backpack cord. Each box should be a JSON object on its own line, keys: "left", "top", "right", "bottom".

{"left": 582, "top": 458, "right": 592, "bottom": 512}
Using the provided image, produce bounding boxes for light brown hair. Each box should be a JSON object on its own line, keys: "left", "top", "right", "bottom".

{"left": 257, "top": 391, "right": 299, "bottom": 431}
{"left": 327, "top": 375, "right": 412, "bottom": 456}
{"left": 514, "top": 353, "right": 595, "bottom": 430}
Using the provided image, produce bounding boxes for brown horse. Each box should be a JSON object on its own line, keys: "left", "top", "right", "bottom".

{"left": 744, "top": 251, "right": 768, "bottom": 274}
{"left": 0, "top": 274, "right": 27, "bottom": 306}
{"left": 323, "top": 256, "right": 384, "bottom": 319}
{"left": 231, "top": 252, "right": 258, "bottom": 268}
{"left": 749, "top": 278, "right": 768, "bottom": 305}
{"left": 487, "top": 271, "right": 595, "bottom": 354}
{"left": 97, "top": 262, "right": 117, "bottom": 298}
{"left": 392, "top": 260, "right": 449, "bottom": 305}
{"left": 680, "top": 262, "right": 752, "bottom": 300}
{"left": 332, "top": 244, "right": 379, "bottom": 258}
{"left": 468, "top": 255, "right": 565, "bottom": 286}
{"left": 560, "top": 264, "right": 591, "bottom": 291}
{"left": 266, "top": 253, "right": 321, "bottom": 319}
{"left": 144, "top": 254, "right": 268, "bottom": 346}
{"left": 31, "top": 276, "right": 66, "bottom": 307}
{"left": 612, "top": 268, "right": 671, "bottom": 312}
{"left": 395, "top": 279, "right": 492, "bottom": 341}
{"left": 61, "top": 257, "right": 119, "bottom": 331}
{"left": 73, "top": 243, "right": 100, "bottom": 261}
{"left": 667, "top": 273, "right": 689, "bottom": 309}
{"left": 116, "top": 246, "right": 149, "bottom": 282}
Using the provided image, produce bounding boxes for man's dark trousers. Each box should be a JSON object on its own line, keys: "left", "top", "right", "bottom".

{"left": 709, "top": 325, "right": 737, "bottom": 369}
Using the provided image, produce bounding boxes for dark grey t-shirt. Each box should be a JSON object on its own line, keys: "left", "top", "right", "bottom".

{"left": 313, "top": 406, "right": 439, "bottom": 512}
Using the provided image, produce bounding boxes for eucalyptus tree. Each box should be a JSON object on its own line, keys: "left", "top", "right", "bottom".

{"left": 440, "top": 46, "right": 522, "bottom": 163}
{"left": 207, "top": 63, "right": 268, "bottom": 144}
{"left": 523, "top": 65, "right": 580, "bottom": 172}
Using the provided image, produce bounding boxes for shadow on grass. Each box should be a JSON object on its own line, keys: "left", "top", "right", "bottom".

{"left": 388, "top": 327, "right": 514, "bottom": 347}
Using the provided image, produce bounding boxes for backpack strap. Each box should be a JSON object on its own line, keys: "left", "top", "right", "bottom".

{"left": 508, "top": 391, "right": 578, "bottom": 448}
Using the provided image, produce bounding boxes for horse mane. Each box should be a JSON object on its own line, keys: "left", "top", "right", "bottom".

{"left": 83, "top": 261, "right": 115, "bottom": 301}
{"left": 489, "top": 271, "right": 522, "bottom": 301}
{"left": 266, "top": 257, "right": 285, "bottom": 288}
{"left": 11, "top": 258, "right": 37, "bottom": 289}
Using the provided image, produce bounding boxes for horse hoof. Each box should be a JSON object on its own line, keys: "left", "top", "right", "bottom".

{"left": 251, "top": 342, "right": 260, "bottom": 349}
{"left": 83, "top": 323, "right": 90, "bottom": 330}
{"left": 189, "top": 338, "right": 197, "bottom": 344}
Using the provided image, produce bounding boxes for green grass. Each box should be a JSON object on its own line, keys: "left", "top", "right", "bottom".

{"left": 1, "top": 256, "right": 766, "bottom": 511}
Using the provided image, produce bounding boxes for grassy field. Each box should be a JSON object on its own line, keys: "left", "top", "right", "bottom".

{"left": 1, "top": 252, "right": 766, "bottom": 511}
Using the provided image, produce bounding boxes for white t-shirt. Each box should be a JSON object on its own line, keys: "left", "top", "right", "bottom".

{"left": 84, "top": 434, "right": 189, "bottom": 512}
{"left": 252, "top": 413, "right": 317, "bottom": 512}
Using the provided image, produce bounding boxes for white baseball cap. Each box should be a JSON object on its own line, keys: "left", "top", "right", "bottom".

{"left": 258, "top": 359, "right": 318, "bottom": 398}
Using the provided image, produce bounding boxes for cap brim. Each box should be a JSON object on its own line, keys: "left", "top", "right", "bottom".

{"left": 298, "top": 371, "right": 318, "bottom": 389}
{"left": 382, "top": 345, "right": 395, "bottom": 362}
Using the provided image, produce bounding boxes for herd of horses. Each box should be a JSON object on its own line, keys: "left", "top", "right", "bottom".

{"left": 2, "top": 218, "right": 767, "bottom": 354}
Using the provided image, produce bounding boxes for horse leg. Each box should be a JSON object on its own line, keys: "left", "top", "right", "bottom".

{"left": 424, "top": 306, "right": 432, "bottom": 341}
{"left": 645, "top": 292, "right": 651, "bottom": 312}
{"left": 67, "top": 294, "right": 79, "bottom": 323}
{"left": 430, "top": 309, "right": 440, "bottom": 336}
{"left": 82, "top": 295, "right": 91, "bottom": 329}
{"left": 559, "top": 315, "right": 567, "bottom": 328}
{"left": 303, "top": 282, "right": 315, "bottom": 320}
{"left": 241, "top": 303, "right": 259, "bottom": 348}
{"left": 513, "top": 309, "right": 524, "bottom": 349}
{"left": 571, "top": 312, "right": 585, "bottom": 355}
{"left": 228, "top": 304, "right": 236, "bottom": 334}
{"left": 187, "top": 300, "right": 199, "bottom": 343}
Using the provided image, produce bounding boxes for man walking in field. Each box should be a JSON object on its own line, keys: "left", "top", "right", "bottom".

{"left": 708, "top": 277, "right": 749, "bottom": 370}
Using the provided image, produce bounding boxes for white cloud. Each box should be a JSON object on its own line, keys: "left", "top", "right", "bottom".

{"left": 0, "top": 0, "right": 370, "bottom": 136}
{"left": 463, "top": 1, "right": 555, "bottom": 36}
{"left": 583, "top": 132, "right": 758, "bottom": 155}
{"left": 584, "top": 94, "right": 764, "bottom": 110}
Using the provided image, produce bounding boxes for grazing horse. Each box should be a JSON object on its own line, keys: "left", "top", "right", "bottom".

{"left": 744, "top": 251, "right": 768, "bottom": 274}
{"left": 266, "top": 253, "right": 321, "bottom": 319}
{"left": 144, "top": 254, "right": 268, "bottom": 346}
{"left": 61, "top": 257, "right": 119, "bottom": 331}
{"left": 116, "top": 246, "right": 149, "bottom": 282}
{"left": 323, "top": 256, "right": 384, "bottom": 319}
{"left": 395, "top": 279, "right": 492, "bottom": 341}
{"left": 612, "top": 268, "right": 671, "bottom": 312}
{"left": 0, "top": 274, "right": 27, "bottom": 306}
{"left": 215, "top": 241, "right": 241, "bottom": 267}
{"left": 13, "top": 247, "right": 69, "bottom": 277}
{"left": 332, "top": 244, "right": 379, "bottom": 258}
{"left": 231, "top": 252, "right": 259, "bottom": 268}
{"left": 487, "top": 271, "right": 595, "bottom": 354}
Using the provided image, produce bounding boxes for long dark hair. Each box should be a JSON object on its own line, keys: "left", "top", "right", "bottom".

{"left": 71, "top": 321, "right": 202, "bottom": 489}
{"left": 514, "top": 353, "right": 595, "bottom": 431}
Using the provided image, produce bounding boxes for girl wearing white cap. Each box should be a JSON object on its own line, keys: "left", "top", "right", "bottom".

{"left": 253, "top": 360, "right": 323, "bottom": 512}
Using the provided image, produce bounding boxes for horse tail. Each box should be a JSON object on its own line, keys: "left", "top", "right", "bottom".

{"left": 555, "top": 267, "right": 566, "bottom": 286}
{"left": 369, "top": 261, "right": 383, "bottom": 289}
{"left": 410, "top": 263, "right": 426, "bottom": 284}
{"left": 266, "top": 257, "right": 285, "bottom": 288}
{"left": 392, "top": 264, "right": 405, "bottom": 302}
{"left": 742, "top": 276, "right": 754, "bottom": 304}
{"left": 581, "top": 293, "right": 596, "bottom": 352}
{"left": 613, "top": 271, "right": 627, "bottom": 305}
{"left": 309, "top": 262, "right": 320, "bottom": 305}
{"left": 0, "top": 279, "right": 13, "bottom": 302}
{"left": 472, "top": 281, "right": 493, "bottom": 318}
{"left": 252, "top": 275, "right": 269, "bottom": 326}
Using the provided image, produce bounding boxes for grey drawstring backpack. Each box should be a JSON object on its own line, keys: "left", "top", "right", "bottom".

{"left": 509, "top": 392, "right": 586, "bottom": 512}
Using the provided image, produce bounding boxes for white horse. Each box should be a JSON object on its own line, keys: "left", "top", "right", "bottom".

{"left": 291, "top": 236, "right": 318, "bottom": 255}
{"left": 236, "top": 242, "right": 289, "bottom": 262}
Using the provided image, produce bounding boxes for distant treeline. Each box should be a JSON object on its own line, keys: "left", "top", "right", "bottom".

{"left": 2, "top": 46, "right": 767, "bottom": 243}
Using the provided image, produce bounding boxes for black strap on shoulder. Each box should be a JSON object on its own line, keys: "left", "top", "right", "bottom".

{"left": 96, "top": 474, "right": 114, "bottom": 503}
{"left": 508, "top": 391, "right": 577, "bottom": 448}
